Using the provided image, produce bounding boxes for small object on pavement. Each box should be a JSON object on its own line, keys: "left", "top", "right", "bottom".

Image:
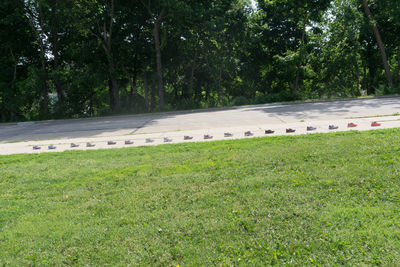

{"left": 107, "top": 141, "right": 116, "bottom": 145}
{"left": 145, "top": 138, "right": 154, "bottom": 143}
{"left": 244, "top": 131, "right": 254, "bottom": 136}
{"left": 286, "top": 128, "right": 296, "bottom": 133}
{"left": 184, "top": 136, "right": 193, "bottom": 140}
{"left": 164, "top": 137, "right": 172, "bottom": 143}
{"left": 307, "top": 126, "right": 316, "bottom": 131}
{"left": 86, "top": 142, "right": 95, "bottom": 147}
{"left": 204, "top": 134, "right": 213, "bottom": 140}
{"left": 48, "top": 145, "right": 56, "bottom": 150}
{"left": 70, "top": 143, "right": 79, "bottom": 148}
{"left": 329, "top": 125, "right": 339, "bottom": 130}
{"left": 371, "top": 121, "right": 381, "bottom": 127}
{"left": 33, "top": 146, "right": 41, "bottom": 150}
{"left": 125, "top": 140, "right": 134, "bottom": 145}
{"left": 347, "top": 122, "right": 357, "bottom": 128}
{"left": 265, "top": 130, "right": 275, "bottom": 134}
{"left": 224, "top": 132, "right": 233, "bottom": 137}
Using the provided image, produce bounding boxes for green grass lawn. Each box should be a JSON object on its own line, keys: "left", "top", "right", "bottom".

{"left": 1, "top": 129, "right": 400, "bottom": 265}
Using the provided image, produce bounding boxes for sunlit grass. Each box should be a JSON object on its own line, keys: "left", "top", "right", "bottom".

{"left": 1, "top": 129, "right": 400, "bottom": 265}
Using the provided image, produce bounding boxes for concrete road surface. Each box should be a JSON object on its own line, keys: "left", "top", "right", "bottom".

{"left": 1, "top": 97, "right": 400, "bottom": 155}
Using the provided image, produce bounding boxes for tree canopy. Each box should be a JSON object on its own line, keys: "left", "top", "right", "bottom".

{"left": 0, "top": 0, "right": 399, "bottom": 122}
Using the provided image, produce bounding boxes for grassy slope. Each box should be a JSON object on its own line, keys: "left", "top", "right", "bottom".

{"left": 1, "top": 129, "right": 400, "bottom": 265}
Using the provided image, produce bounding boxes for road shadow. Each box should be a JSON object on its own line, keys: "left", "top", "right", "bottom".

{"left": 1, "top": 97, "right": 399, "bottom": 142}
{"left": 246, "top": 98, "right": 400, "bottom": 120}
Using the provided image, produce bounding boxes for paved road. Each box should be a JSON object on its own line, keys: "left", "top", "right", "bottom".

{"left": 0, "top": 97, "right": 400, "bottom": 155}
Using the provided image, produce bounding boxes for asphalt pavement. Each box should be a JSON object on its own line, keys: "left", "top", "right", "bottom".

{"left": 1, "top": 97, "right": 399, "bottom": 155}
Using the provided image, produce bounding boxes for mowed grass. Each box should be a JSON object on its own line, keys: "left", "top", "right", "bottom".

{"left": 1, "top": 129, "right": 400, "bottom": 265}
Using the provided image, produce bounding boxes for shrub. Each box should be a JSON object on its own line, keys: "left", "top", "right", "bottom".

{"left": 175, "top": 98, "right": 201, "bottom": 110}
{"left": 231, "top": 96, "right": 251, "bottom": 106}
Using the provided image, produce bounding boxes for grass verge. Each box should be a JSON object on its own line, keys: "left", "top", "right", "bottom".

{"left": 1, "top": 129, "right": 400, "bottom": 265}
{"left": 345, "top": 112, "right": 400, "bottom": 119}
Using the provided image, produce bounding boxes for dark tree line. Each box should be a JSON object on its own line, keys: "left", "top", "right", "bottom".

{"left": 0, "top": 0, "right": 399, "bottom": 122}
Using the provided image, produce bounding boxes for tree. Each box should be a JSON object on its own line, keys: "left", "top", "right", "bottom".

{"left": 362, "top": 0, "right": 393, "bottom": 87}
{"left": 1, "top": 0, "right": 400, "bottom": 122}
{"left": 255, "top": 0, "right": 330, "bottom": 98}
{"left": 72, "top": 0, "right": 122, "bottom": 110}
{"left": 0, "top": 0, "right": 39, "bottom": 121}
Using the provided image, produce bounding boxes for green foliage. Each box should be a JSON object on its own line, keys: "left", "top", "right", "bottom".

{"left": 0, "top": 0, "right": 399, "bottom": 121}
{"left": 232, "top": 95, "right": 251, "bottom": 106}
{"left": 173, "top": 98, "right": 202, "bottom": 110}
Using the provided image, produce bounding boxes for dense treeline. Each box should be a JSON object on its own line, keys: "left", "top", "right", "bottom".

{"left": 0, "top": 0, "right": 399, "bottom": 122}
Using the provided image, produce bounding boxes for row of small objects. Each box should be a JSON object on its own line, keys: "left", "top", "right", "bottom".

{"left": 32, "top": 121, "right": 381, "bottom": 150}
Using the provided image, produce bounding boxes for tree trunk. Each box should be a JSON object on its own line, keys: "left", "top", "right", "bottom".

{"left": 292, "top": 14, "right": 307, "bottom": 97}
{"left": 102, "top": 48, "right": 119, "bottom": 111}
{"left": 151, "top": 77, "right": 156, "bottom": 111}
{"left": 395, "top": 54, "right": 400, "bottom": 88}
{"left": 50, "top": 2, "right": 63, "bottom": 109}
{"left": 89, "top": 92, "right": 94, "bottom": 116}
{"left": 154, "top": 18, "right": 164, "bottom": 110}
{"left": 10, "top": 48, "right": 17, "bottom": 83}
{"left": 291, "top": 72, "right": 300, "bottom": 96}
{"left": 174, "top": 84, "right": 179, "bottom": 101}
{"left": 52, "top": 49, "right": 64, "bottom": 107}
{"left": 195, "top": 84, "right": 201, "bottom": 101}
{"left": 356, "top": 66, "right": 361, "bottom": 96}
{"left": 363, "top": 64, "right": 367, "bottom": 93}
{"left": 144, "top": 73, "right": 150, "bottom": 112}
{"left": 13, "top": 63, "right": 17, "bottom": 83}
{"left": 217, "top": 68, "right": 223, "bottom": 105}
{"left": 108, "top": 79, "right": 114, "bottom": 111}
{"left": 127, "top": 62, "right": 138, "bottom": 108}
{"left": 96, "top": 0, "right": 119, "bottom": 111}
{"left": 128, "top": 76, "right": 137, "bottom": 109}
{"left": 367, "top": 63, "right": 376, "bottom": 95}
{"left": 10, "top": 49, "right": 17, "bottom": 122}
{"left": 38, "top": 1, "right": 48, "bottom": 115}
{"left": 111, "top": 77, "right": 120, "bottom": 109}
{"left": 54, "top": 74, "right": 64, "bottom": 108}
{"left": 9, "top": 111, "right": 15, "bottom": 122}
{"left": 108, "top": 60, "right": 120, "bottom": 110}
{"left": 41, "top": 56, "right": 48, "bottom": 115}
{"left": 362, "top": 0, "right": 393, "bottom": 87}
{"left": 290, "top": 65, "right": 301, "bottom": 98}
{"left": 354, "top": 55, "right": 361, "bottom": 96}
{"left": 188, "top": 50, "right": 198, "bottom": 99}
